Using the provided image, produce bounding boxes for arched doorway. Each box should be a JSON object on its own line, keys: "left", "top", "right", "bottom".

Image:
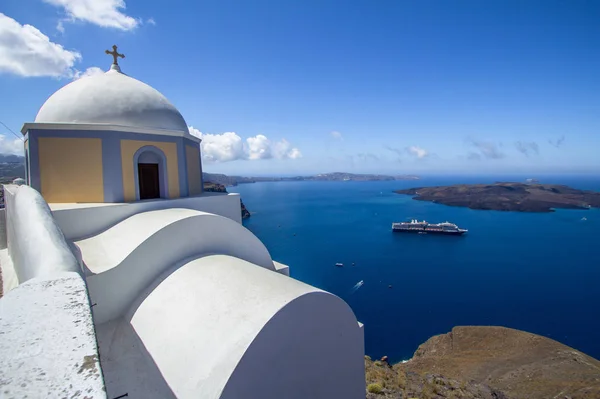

{"left": 134, "top": 146, "right": 168, "bottom": 200}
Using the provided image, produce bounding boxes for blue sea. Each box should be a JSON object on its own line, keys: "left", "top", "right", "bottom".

{"left": 229, "top": 175, "right": 600, "bottom": 362}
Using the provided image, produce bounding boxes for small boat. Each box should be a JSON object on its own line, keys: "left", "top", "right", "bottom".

{"left": 351, "top": 280, "right": 364, "bottom": 293}
{"left": 581, "top": 217, "right": 587, "bottom": 221}
{"left": 335, "top": 263, "right": 344, "bottom": 267}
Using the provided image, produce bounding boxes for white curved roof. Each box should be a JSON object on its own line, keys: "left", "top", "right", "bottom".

{"left": 95, "top": 255, "right": 364, "bottom": 399}
{"left": 77, "top": 208, "right": 275, "bottom": 324}
{"left": 34, "top": 65, "right": 189, "bottom": 133}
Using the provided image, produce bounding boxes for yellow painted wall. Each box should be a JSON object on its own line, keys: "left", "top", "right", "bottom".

{"left": 121, "top": 140, "right": 180, "bottom": 201}
{"left": 186, "top": 145, "right": 202, "bottom": 196}
{"left": 38, "top": 137, "right": 104, "bottom": 203}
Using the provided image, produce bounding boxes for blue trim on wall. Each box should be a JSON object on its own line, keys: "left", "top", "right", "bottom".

{"left": 182, "top": 137, "right": 203, "bottom": 193}
{"left": 24, "top": 129, "right": 202, "bottom": 199}
{"left": 176, "top": 139, "right": 188, "bottom": 197}
{"left": 132, "top": 145, "right": 169, "bottom": 200}
{"left": 28, "top": 135, "right": 41, "bottom": 192}
{"left": 24, "top": 148, "right": 30, "bottom": 185}
{"left": 101, "top": 135, "right": 124, "bottom": 202}
{"left": 198, "top": 146, "right": 204, "bottom": 193}
{"left": 183, "top": 137, "right": 199, "bottom": 148}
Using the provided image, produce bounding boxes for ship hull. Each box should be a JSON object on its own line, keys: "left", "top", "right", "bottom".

{"left": 392, "top": 228, "right": 466, "bottom": 235}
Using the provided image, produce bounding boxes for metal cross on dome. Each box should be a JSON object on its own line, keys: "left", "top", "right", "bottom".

{"left": 105, "top": 45, "right": 125, "bottom": 65}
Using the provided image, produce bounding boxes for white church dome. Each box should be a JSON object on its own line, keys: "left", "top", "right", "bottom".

{"left": 35, "top": 65, "right": 189, "bottom": 133}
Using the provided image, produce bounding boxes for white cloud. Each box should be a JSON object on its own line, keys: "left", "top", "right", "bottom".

{"left": 146, "top": 18, "right": 156, "bottom": 26}
{"left": 287, "top": 148, "right": 302, "bottom": 159}
{"left": 274, "top": 139, "right": 302, "bottom": 159}
{"left": 406, "top": 145, "right": 428, "bottom": 159}
{"left": 43, "top": 0, "right": 139, "bottom": 31}
{"left": 355, "top": 153, "right": 379, "bottom": 162}
{"left": 0, "top": 135, "right": 24, "bottom": 155}
{"left": 246, "top": 134, "right": 272, "bottom": 160}
{"left": 0, "top": 13, "right": 81, "bottom": 78}
{"left": 190, "top": 128, "right": 245, "bottom": 163}
{"left": 467, "top": 138, "right": 505, "bottom": 159}
{"left": 515, "top": 141, "right": 539, "bottom": 157}
{"left": 330, "top": 131, "right": 343, "bottom": 140}
{"left": 548, "top": 135, "right": 566, "bottom": 148}
{"left": 189, "top": 127, "right": 202, "bottom": 139}
{"left": 189, "top": 126, "right": 302, "bottom": 163}
{"left": 73, "top": 66, "right": 104, "bottom": 80}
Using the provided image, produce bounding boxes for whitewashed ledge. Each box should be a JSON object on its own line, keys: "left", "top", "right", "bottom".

{"left": 0, "top": 185, "right": 105, "bottom": 398}
{"left": 0, "top": 271, "right": 105, "bottom": 399}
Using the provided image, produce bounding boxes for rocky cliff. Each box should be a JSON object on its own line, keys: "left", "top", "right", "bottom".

{"left": 202, "top": 182, "right": 227, "bottom": 193}
{"left": 366, "top": 326, "right": 600, "bottom": 398}
{"left": 365, "top": 356, "right": 507, "bottom": 399}
{"left": 202, "top": 182, "right": 251, "bottom": 219}
{"left": 240, "top": 201, "right": 250, "bottom": 219}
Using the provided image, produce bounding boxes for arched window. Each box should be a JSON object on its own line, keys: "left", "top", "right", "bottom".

{"left": 133, "top": 146, "right": 168, "bottom": 200}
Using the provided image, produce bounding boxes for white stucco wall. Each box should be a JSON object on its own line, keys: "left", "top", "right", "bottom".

{"left": 3, "top": 184, "right": 80, "bottom": 283}
{"left": 0, "top": 185, "right": 105, "bottom": 398}
{"left": 0, "top": 249, "right": 18, "bottom": 294}
{"left": 220, "top": 291, "right": 365, "bottom": 399}
{"left": 51, "top": 192, "right": 242, "bottom": 241}
{"left": 77, "top": 208, "right": 276, "bottom": 324}
{"left": 0, "top": 208, "right": 7, "bottom": 250}
{"left": 0, "top": 272, "right": 105, "bottom": 399}
{"left": 97, "top": 255, "right": 364, "bottom": 399}
{"left": 273, "top": 260, "right": 290, "bottom": 276}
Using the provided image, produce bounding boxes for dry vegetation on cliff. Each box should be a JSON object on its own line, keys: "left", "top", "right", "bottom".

{"left": 365, "top": 356, "right": 507, "bottom": 399}
{"left": 365, "top": 326, "right": 600, "bottom": 399}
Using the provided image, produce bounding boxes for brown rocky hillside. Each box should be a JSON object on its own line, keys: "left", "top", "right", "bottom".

{"left": 365, "top": 356, "right": 507, "bottom": 398}
{"left": 366, "top": 326, "right": 600, "bottom": 399}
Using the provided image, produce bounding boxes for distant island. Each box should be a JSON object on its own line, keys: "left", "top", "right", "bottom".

{"left": 203, "top": 172, "right": 420, "bottom": 186}
{"left": 394, "top": 182, "right": 600, "bottom": 213}
{"left": 201, "top": 171, "right": 419, "bottom": 219}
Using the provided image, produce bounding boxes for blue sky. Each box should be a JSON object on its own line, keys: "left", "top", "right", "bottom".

{"left": 1, "top": 0, "right": 599, "bottom": 175}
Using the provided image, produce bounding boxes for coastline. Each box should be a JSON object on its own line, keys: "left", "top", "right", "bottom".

{"left": 233, "top": 177, "right": 600, "bottom": 362}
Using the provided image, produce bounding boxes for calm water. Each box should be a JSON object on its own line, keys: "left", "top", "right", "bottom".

{"left": 229, "top": 175, "right": 600, "bottom": 362}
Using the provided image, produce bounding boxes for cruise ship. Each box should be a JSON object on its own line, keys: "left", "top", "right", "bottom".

{"left": 392, "top": 220, "right": 468, "bottom": 235}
